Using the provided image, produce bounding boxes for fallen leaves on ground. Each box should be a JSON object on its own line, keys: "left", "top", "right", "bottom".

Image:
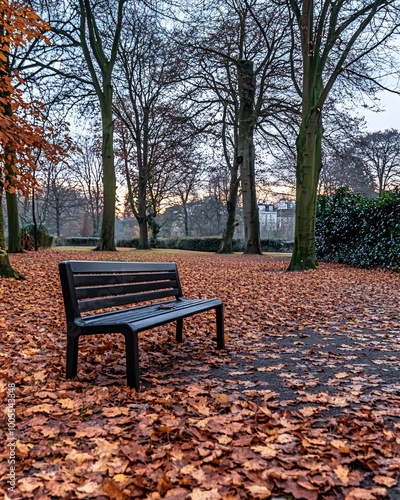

{"left": 0, "top": 249, "right": 399, "bottom": 499}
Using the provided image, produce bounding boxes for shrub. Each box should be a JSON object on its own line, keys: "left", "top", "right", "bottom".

{"left": 20, "top": 224, "right": 53, "bottom": 249}
{"left": 57, "top": 237, "right": 100, "bottom": 247}
{"left": 260, "top": 239, "right": 293, "bottom": 253}
{"left": 115, "top": 238, "right": 139, "bottom": 248}
{"left": 316, "top": 188, "right": 400, "bottom": 271}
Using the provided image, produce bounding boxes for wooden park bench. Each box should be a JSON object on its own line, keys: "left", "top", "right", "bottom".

{"left": 59, "top": 260, "right": 224, "bottom": 391}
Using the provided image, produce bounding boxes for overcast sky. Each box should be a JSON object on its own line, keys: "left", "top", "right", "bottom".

{"left": 361, "top": 90, "right": 400, "bottom": 132}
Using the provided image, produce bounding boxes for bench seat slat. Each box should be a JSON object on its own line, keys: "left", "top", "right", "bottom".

{"left": 75, "top": 279, "right": 178, "bottom": 299}
{"left": 69, "top": 261, "right": 177, "bottom": 273}
{"left": 79, "top": 298, "right": 219, "bottom": 326}
{"left": 74, "top": 272, "right": 176, "bottom": 287}
{"left": 78, "top": 289, "right": 180, "bottom": 313}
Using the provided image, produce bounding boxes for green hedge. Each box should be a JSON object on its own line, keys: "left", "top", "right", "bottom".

{"left": 56, "top": 237, "right": 100, "bottom": 246}
{"left": 116, "top": 237, "right": 239, "bottom": 252}
{"left": 261, "top": 239, "right": 293, "bottom": 253}
{"left": 316, "top": 188, "right": 400, "bottom": 270}
{"left": 116, "top": 237, "right": 293, "bottom": 253}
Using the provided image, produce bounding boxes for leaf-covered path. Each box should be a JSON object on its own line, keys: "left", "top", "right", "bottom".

{"left": 1, "top": 250, "right": 399, "bottom": 499}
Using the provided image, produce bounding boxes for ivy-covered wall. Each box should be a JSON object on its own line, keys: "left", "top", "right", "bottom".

{"left": 316, "top": 188, "right": 400, "bottom": 271}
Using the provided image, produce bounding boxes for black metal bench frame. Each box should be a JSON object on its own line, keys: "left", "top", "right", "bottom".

{"left": 59, "top": 260, "right": 224, "bottom": 391}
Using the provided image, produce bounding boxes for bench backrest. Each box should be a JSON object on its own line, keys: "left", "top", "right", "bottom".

{"left": 59, "top": 260, "right": 183, "bottom": 321}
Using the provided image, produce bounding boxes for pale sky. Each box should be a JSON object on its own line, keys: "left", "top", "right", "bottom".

{"left": 361, "top": 90, "right": 400, "bottom": 132}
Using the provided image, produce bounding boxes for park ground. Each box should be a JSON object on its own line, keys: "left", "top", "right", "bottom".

{"left": 0, "top": 249, "right": 399, "bottom": 499}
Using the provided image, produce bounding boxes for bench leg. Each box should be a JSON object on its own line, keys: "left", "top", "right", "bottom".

{"left": 216, "top": 305, "right": 224, "bottom": 349}
{"left": 124, "top": 330, "right": 140, "bottom": 391}
{"left": 66, "top": 335, "right": 79, "bottom": 379}
{"left": 176, "top": 319, "right": 183, "bottom": 342}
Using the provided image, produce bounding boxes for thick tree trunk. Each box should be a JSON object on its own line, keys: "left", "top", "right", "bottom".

{"left": 96, "top": 94, "right": 116, "bottom": 251}
{"left": 288, "top": 110, "right": 323, "bottom": 270}
{"left": 6, "top": 191, "right": 21, "bottom": 253}
{"left": 138, "top": 218, "right": 149, "bottom": 249}
{"left": 136, "top": 153, "right": 150, "bottom": 249}
{"left": 136, "top": 108, "right": 150, "bottom": 250}
{"left": 183, "top": 202, "right": 189, "bottom": 237}
{"left": 32, "top": 188, "right": 39, "bottom": 251}
{"left": 218, "top": 176, "right": 240, "bottom": 254}
{"left": 135, "top": 163, "right": 150, "bottom": 249}
{"left": 0, "top": 187, "right": 23, "bottom": 279}
{"left": 238, "top": 60, "right": 261, "bottom": 255}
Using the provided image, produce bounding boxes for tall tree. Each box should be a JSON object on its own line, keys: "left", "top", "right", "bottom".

{"left": 185, "top": 0, "right": 293, "bottom": 253}
{"left": 0, "top": 0, "right": 49, "bottom": 278}
{"left": 287, "top": 0, "right": 400, "bottom": 270}
{"left": 114, "top": 8, "right": 186, "bottom": 249}
{"left": 30, "top": 0, "right": 127, "bottom": 250}
{"left": 78, "top": 0, "right": 125, "bottom": 250}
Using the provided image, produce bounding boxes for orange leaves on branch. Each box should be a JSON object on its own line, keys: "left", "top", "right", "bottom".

{"left": 0, "top": 0, "right": 50, "bottom": 195}
{"left": 1, "top": 1, "right": 50, "bottom": 48}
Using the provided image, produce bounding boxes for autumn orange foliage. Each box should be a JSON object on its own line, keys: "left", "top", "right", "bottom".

{"left": 1, "top": 250, "right": 399, "bottom": 499}
{"left": 0, "top": 0, "right": 50, "bottom": 195}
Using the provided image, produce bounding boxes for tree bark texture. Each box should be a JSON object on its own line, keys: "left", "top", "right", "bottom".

{"left": 6, "top": 190, "right": 21, "bottom": 253}
{"left": 0, "top": 187, "right": 23, "bottom": 279}
{"left": 218, "top": 176, "right": 240, "bottom": 254}
{"left": 138, "top": 218, "right": 149, "bottom": 249}
{"left": 96, "top": 90, "right": 116, "bottom": 251}
{"left": 238, "top": 60, "right": 261, "bottom": 255}
{"left": 5, "top": 148, "right": 21, "bottom": 253}
{"left": 288, "top": 110, "right": 322, "bottom": 270}
{"left": 136, "top": 107, "right": 150, "bottom": 250}
{"left": 183, "top": 202, "right": 189, "bottom": 238}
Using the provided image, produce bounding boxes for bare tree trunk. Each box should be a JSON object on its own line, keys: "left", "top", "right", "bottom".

{"left": 136, "top": 108, "right": 150, "bottom": 250}
{"left": 183, "top": 201, "right": 189, "bottom": 237}
{"left": 138, "top": 218, "right": 149, "bottom": 249}
{"left": 218, "top": 176, "right": 239, "bottom": 254}
{"left": 6, "top": 191, "right": 21, "bottom": 253}
{"left": 0, "top": 187, "right": 24, "bottom": 279}
{"left": 32, "top": 188, "right": 39, "bottom": 251}
{"left": 288, "top": 110, "right": 323, "bottom": 270}
{"left": 238, "top": 60, "right": 261, "bottom": 255}
{"left": 96, "top": 95, "right": 116, "bottom": 250}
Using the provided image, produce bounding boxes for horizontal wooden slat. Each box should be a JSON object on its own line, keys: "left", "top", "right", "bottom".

{"left": 75, "top": 280, "right": 178, "bottom": 299}
{"left": 69, "top": 260, "right": 177, "bottom": 274}
{"left": 74, "top": 272, "right": 176, "bottom": 287}
{"left": 78, "top": 297, "right": 222, "bottom": 330}
{"left": 78, "top": 289, "right": 180, "bottom": 313}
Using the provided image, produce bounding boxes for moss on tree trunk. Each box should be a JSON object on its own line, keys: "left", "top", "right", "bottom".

{"left": 96, "top": 94, "right": 116, "bottom": 251}
{"left": 288, "top": 111, "right": 323, "bottom": 271}
{"left": 6, "top": 190, "right": 21, "bottom": 253}
{"left": 237, "top": 60, "right": 261, "bottom": 255}
{"left": 0, "top": 187, "right": 24, "bottom": 279}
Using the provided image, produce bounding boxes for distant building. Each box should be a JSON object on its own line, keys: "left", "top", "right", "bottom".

{"left": 258, "top": 200, "right": 295, "bottom": 240}
{"left": 258, "top": 204, "right": 278, "bottom": 237}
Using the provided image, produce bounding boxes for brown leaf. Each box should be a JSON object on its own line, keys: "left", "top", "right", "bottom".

{"left": 373, "top": 475, "right": 397, "bottom": 488}
{"left": 245, "top": 485, "right": 272, "bottom": 499}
